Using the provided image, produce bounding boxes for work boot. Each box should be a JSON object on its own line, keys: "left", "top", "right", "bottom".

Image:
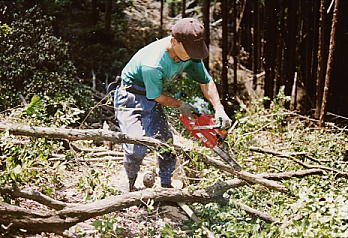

{"left": 161, "top": 183, "right": 173, "bottom": 188}
{"left": 129, "top": 177, "right": 137, "bottom": 192}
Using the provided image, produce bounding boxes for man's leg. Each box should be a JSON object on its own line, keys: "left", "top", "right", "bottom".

{"left": 114, "top": 90, "right": 149, "bottom": 191}
{"left": 145, "top": 104, "right": 176, "bottom": 187}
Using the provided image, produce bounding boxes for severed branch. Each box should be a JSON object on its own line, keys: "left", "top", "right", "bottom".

{"left": 0, "top": 185, "right": 73, "bottom": 210}
{"left": 201, "top": 154, "right": 287, "bottom": 193}
{"left": 250, "top": 147, "right": 348, "bottom": 179}
{"left": 232, "top": 201, "right": 278, "bottom": 223}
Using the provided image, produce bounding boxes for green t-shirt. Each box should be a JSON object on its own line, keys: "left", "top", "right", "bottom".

{"left": 121, "top": 36, "right": 212, "bottom": 99}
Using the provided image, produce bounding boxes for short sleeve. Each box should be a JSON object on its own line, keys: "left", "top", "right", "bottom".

{"left": 184, "top": 60, "right": 212, "bottom": 84}
{"left": 142, "top": 65, "right": 164, "bottom": 99}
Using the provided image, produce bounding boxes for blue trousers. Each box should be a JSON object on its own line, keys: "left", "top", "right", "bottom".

{"left": 114, "top": 84, "right": 176, "bottom": 185}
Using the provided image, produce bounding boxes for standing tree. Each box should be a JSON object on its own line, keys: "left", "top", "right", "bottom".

{"left": 319, "top": 0, "right": 341, "bottom": 126}
{"left": 221, "top": 0, "right": 229, "bottom": 104}
{"left": 182, "top": 0, "right": 186, "bottom": 18}
{"left": 160, "top": 0, "right": 164, "bottom": 37}
{"left": 252, "top": 0, "right": 260, "bottom": 90}
{"left": 203, "top": 0, "right": 210, "bottom": 71}
{"left": 263, "top": 0, "right": 278, "bottom": 107}
{"left": 284, "top": 0, "right": 299, "bottom": 100}
{"left": 105, "top": 0, "right": 112, "bottom": 31}
{"left": 315, "top": 0, "right": 327, "bottom": 119}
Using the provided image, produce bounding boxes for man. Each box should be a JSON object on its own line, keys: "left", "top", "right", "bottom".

{"left": 114, "top": 18, "right": 232, "bottom": 191}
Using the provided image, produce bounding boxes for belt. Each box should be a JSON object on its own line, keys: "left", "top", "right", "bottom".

{"left": 121, "top": 84, "right": 146, "bottom": 96}
{"left": 106, "top": 76, "right": 146, "bottom": 96}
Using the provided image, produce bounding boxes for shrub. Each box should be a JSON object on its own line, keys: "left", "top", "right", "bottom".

{"left": 0, "top": 5, "right": 93, "bottom": 112}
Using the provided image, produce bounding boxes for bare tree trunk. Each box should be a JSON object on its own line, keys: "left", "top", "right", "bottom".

{"left": 284, "top": 0, "right": 299, "bottom": 100}
{"left": 252, "top": 0, "right": 260, "bottom": 90}
{"left": 160, "top": 0, "right": 164, "bottom": 37}
{"left": 263, "top": 0, "right": 277, "bottom": 108}
{"left": 232, "top": 0, "right": 238, "bottom": 87}
{"left": 91, "top": 0, "right": 98, "bottom": 25}
{"left": 182, "top": 0, "right": 186, "bottom": 18}
{"left": 221, "top": 0, "right": 229, "bottom": 104}
{"left": 0, "top": 123, "right": 169, "bottom": 149}
{"left": 315, "top": 0, "right": 327, "bottom": 119}
{"left": 319, "top": 0, "right": 341, "bottom": 126}
{"left": 203, "top": 0, "right": 210, "bottom": 71}
{"left": 275, "top": 2, "right": 285, "bottom": 94}
{"left": 104, "top": 0, "right": 112, "bottom": 31}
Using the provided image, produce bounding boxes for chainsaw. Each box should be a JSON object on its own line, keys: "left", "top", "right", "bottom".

{"left": 180, "top": 113, "right": 242, "bottom": 171}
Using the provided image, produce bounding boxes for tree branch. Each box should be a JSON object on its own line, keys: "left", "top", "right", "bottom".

{"left": 0, "top": 168, "right": 323, "bottom": 235}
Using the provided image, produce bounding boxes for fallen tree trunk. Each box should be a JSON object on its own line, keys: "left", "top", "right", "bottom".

{"left": 1, "top": 123, "right": 286, "bottom": 192}
{"left": 0, "top": 169, "right": 322, "bottom": 235}
{"left": 0, "top": 123, "right": 168, "bottom": 148}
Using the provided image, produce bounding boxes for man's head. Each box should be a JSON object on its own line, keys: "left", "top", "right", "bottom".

{"left": 172, "top": 18, "right": 208, "bottom": 60}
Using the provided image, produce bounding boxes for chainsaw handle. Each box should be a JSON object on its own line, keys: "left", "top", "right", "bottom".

{"left": 192, "top": 120, "right": 221, "bottom": 130}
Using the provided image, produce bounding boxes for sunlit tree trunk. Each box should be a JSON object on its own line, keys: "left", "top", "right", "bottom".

{"left": 319, "top": 0, "right": 341, "bottom": 126}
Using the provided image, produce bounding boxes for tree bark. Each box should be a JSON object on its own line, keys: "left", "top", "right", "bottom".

{"left": 263, "top": 0, "right": 278, "bottom": 107}
{"left": 160, "top": 0, "right": 164, "bottom": 37}
{"left": 284, "top": 0, "right": 299, "bottom": 100}
{"left": 315, "top": 0, "right": 327, "bottom": 119}
{"left": 252, "top": 0, "right": 260, "bottom": 90}
{"left": 319, "top": 0, "right": 341, "bottom": 126}
{"left": 104, "top": 0, "right": 112, "bottom": 31}
{"left": 182, "top": 0, "right": 186, "bottom": 18}
{"left": 203, "top": 0, "right": 210, "bottom": 71}
{"left": 221, "top": 0, "right": 229, "bottom": 105}
{"left": 0, "top": 123, "right": 168, "bottom": 149}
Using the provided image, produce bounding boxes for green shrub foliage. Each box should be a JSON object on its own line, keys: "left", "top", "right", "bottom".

{"left": 0, "top": 6, "right": 92, "bottom": 111}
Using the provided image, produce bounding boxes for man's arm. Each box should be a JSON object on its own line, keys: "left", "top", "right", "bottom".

{"left": 154, "top": 95, "right": 183, "bottom": 108}
{"left": 199, "top": 80, "right": 224, "bottom": 109}
{"left": 200, "top": 80, "right": 232, "bottom": 128}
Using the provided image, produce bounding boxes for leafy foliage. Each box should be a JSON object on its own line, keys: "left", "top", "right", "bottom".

{"left": 181, "top": 93, "right": 348, "bottom": 237}
{"left": 0, "top": 5, "right": 93, "bottom": 112}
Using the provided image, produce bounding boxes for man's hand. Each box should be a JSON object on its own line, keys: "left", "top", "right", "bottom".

{"left": 179, "top": 103, "right": 197, "bottom": 120}
{"left": 215, "top": 105, "right": 232, "bottom": 129}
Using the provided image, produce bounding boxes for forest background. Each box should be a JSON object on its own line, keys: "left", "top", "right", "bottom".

{"left": 0, "top": 0, "right": 348, "bottom": 237}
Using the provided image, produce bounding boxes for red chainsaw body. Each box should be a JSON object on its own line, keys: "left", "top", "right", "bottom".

{"left": 180, "top": 113, "right": 227, "bottom": 149}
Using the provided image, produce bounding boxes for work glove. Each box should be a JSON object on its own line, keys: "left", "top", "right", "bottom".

{"left": 215, "top": 105, "right": 232, "bottom": 129}
{"left": 179, "top": 102, "right": 197, "bottom": 120}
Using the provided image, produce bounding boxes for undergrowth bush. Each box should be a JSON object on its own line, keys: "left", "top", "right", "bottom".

{"left": 0, "top": 5, "right": 93, "bottom": 112}
{"left": 182, "top": 92, "right": 348, "bottom": 237}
